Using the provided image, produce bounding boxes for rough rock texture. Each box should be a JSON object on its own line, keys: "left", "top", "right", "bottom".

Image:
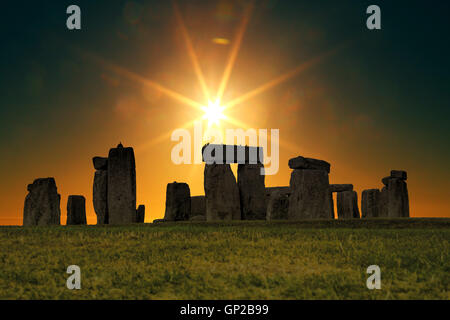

{"left": 204, "top": 164, "right": 241, "bottom": 221}
{"left": 361, "top": 189, "right": 381, "bottom": 218}
{"left": 380, "top": 178, "right": 409, "bottom": 218}
{"left": 136, "top": 205, "right": 145, "bottom": 223}
{"left": 23, "top": 178, "right": 61, "bottom": 226}
{"left": 191, "top": 196, "right": 206, "bottom": 218}
{"left": 164, "top": 182, "right": 191, "bottom": 221}
{"left": 390, "top": 170, "right": 407, "bottom": 180}
{"left": 107, "top": 144, "right": 137, "bottom": 224}
{"left": 238, "top": 163, "right": 266, "bottom": 220}
{"left": 266, "top": 187, "right": 290, "bottom": 220}
{"left": 330, "top": 184, "right": 353, "bottom": 193}
{"left": 190, "top": 215, "right": 206, "bottom": 221}
{"left": 288, "top": 169, "right": 333, "bottom": 220}
{"left": 66, "top": 195, "right": 87, "bottom": 225}
{"left": 337, "top": 191, "right": 360, "bottom": 219}
{"left": 93, "top": 157, "right": 108, "bottom": 170}
{"left": 288, "top": 156, "right": 331, "bottom": 173}
{"left": 93, "top": 170, "right": 108, "bottom": 224}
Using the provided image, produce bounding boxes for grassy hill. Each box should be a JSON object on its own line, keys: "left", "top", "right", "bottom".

{"left": 0, "top": 219, "right": 448, "bottom": 299}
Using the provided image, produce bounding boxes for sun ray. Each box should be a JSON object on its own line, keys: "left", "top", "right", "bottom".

{"left": 216, "top": 1, "right": 254, "bottom": 102}
{"left": 173, "top": 1, "right": 211, "bottom": 102}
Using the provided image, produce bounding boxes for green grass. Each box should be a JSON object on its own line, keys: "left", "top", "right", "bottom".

{"left": 0, "top": 219, "right": 448, "bottom": 299}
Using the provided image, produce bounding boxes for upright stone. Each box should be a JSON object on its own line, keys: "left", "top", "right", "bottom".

{"left": 266, "top": 187, "right": 290, "bottom": 220}
{"left": 93, "top": 157, "right": 108, "bottom": 170}
{"left": 238, "top": 163, "right": 266, "bottom": 220}
{"left": 164, "top": 182, "right": 191, "bottom": 221}
{"left": 136, "top": 205, "right": 145, "bottom": 223}
{"left": 337, "top": 191, "right": 360, "bottom": 219}
{"left": 107, "top": 144, "right": 136, "bottom": 224}
{"left": 361, "top": 189, "right": 381, "bottom": 218}
{"left": 191, "top": 196, "right": 206, "bottom": 218}
{"left": 66, "top": 195, "right": 87, "bottom": 225}
{"left": 380, "top": 177, "right": 409, "bottom": 218}
{"left": 93, "top": 169, "right": 108, "bottom": 224}
{"left": 288, "top": 169, "right": 333, "bottom": 220}
{"left": 23, "top": 178, "right": 61, "bottom": 226}
{"left": 204, "top": 164, "right": 241, "bottom": 221}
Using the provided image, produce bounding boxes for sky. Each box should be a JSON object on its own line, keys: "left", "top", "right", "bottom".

{"left": 0, "top": 0, "right": 449, "bottom": 225}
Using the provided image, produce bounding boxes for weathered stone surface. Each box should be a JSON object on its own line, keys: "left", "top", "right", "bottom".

{"left": 107, "top": 144, "right": 136, "bottom": 224}
{"left": 361, "top": 189, "right": 381, "bottom": 218}
{"left": 288, "top": 156, "right": 331, "bottom": 173}
{"left": 136, "top": 205, "right": 145, "bottom": 223}
{"left": 380, "top": 178, "right": 409, "bottom": 218}
{"left": 23, "top": 178, "right": 61, "bottom": 226}
{"left": 93, "top": 170, "right": 108, "bottom": 224}
{"left": 66, "top": 195, "right": 87, "bottom": 225}
{"left": 204, "top": 164, "right": 241, "bottom": 221}
{"left": 191, "top": 196, "right": 206, "bottom": 217}
{"left": 190, "top": 215, "right": 206, "bottom": 222}
{"left": 288, "top": 169, "right": 333, "bottom": 220}
{"left": 92, "top": 157, "right": 108, "bottom": 170}
{"left": 330, "top": 184, "right": 353, "bottom": 193}
{"left": 238, "top": 163, "right": 266, "bottom": 220}
{"left": 337, "top": 191, "right": 360, "bottom": 219}
{"left": 164, "top": 182, "right": 191, "bottom": 221}
{"left": 266, "top": 187, "right": 290, "bottom": 220}
{"left": 391, "top": 170, "right": 407, "bottom": 180}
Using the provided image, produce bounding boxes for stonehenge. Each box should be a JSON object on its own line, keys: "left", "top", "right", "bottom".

{"left": 93, "top": 169, "right": 108, "bottom": 224}
{"left": 361, "top": 189, "right": 381, "bottom": 218}
{"left": 337, "top": 191, "right": 360, "bottom": 219}
{"left": 190, "top": 196, "right": 206, "bottom": 220}
{"left": 136, "top": 205, "right": 145, "bottom": 223}
{"left": 23, "top": 178, "right": 61, "bottom": 226}
{"left": 288, "top": 156, "right": 331, "bottom": 173}
{"left": 266, "top": 187, "right": 290, "bottom": 220}
{"left": 164, "top": 182, "right": 191, "bottom": 221}
{"left": 238, "top": 163, "right": 266, "bottom": 220}
{"left": 330, "top": 184, "right": 353, "bottom": 193}
{"left": 66, "top": 195, "right": 87, "bottom": 225}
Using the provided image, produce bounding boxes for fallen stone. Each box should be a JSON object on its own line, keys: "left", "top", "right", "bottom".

{"left": 107, "top": 144, "right": 137, "bottom": 224}
{"left": 238, "top": 163, "right": 266, "bottom": 220}
{"left": 337, "top": 190, "right": 360, "bottom": 219}
{"left": 288, "top": 169, "right": 333, "bottom": 220}
{"left": 204, "top": 164, "right": 241, "bottom": 221}
{"left": 92, "top": 157, "right": 108, "bottom": 170}
{"left": 288, "top": 156, "right": 330, "bottom": 173}
{"left": 190, "top": 215, "right": 206, "bottom": 222}
{"left": 361, "top": 189, "right": 381, "bottom": 218}
{"left": 66, "top": 195, "right": 87, "bottom": 225}
{"left": 136, "top": 205, "right": 145, "bottom": 223}
{"left": 391, "top": 170, "right": 407, "bottom": 180}
{"left": 164, "top": 182, "right": 191, "bottom": 221}
{"left": 380, "top": 178, "right": 409, "bottom": 218}
{"left": 266, "top": 187, "right": 290, "bottom": 220}
{"left": 23, "top": 178, "right": 61, "bottom": 226}
{"left": 191, "top": 196, "right": 206, "bottom": 218}
{"left": 330, "top": 184, "right": 353, "bottom": 193}
{"left": 93, "top": 170, "right": 108, "bottom": 224}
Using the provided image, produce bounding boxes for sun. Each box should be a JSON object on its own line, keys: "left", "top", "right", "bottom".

{"left": 201, "top": 99, "right": 226, "bottom": 127}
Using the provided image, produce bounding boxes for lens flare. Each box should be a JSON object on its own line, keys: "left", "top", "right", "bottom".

{"left": 202, "top": 99, "right": 226, "bottom": 127}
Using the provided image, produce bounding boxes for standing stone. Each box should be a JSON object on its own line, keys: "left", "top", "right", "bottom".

{"left": 136, "top": 205, "right": 145, "bottom": 223}
{"left": 164, "top": 182, "right": 191, "bottom": 221}
{"left": 238, "top": 163, "right": 266, "bottom": 220}
{"left": 107, "top": 144, "right": 136, "bottom": 224}
{"left": 204, "top": 164, "right": 241, "bottom": 221}
{"left": 288, "top": 156, "right": 331, "bottom": 173}
{"left": 337, "top": 191, "right": 360, "bottom": 219}
{"left": 380, "top": 177, "right": 409, "bottom": 218}
{"left": 23, "top": 178, "right": 61, "bottom": 226}
{"left": 191, "top": 196, "right": 206, "bottom": 218}
{"left": 66, "top": 195, "right": 87, "bottom": 225}
{"left": 361, "top": 189, "right": 381, "bottom": 218}
{"left": 93, "top": 169, "right": 108, "bottom": 224}
{"left": 390, "top": 170, "right": 407, "bottom": 180}
{"left": 288, "top": 169, "right": 333, "bottom": 220}
{"left": 93, "top": 157, "right": 108, "bottom": 170}
{"left": 266, "top": 187, "right": 290, "bottom": 220}
{"left": 330, "top": 184, "right": 353, "bottom": 193}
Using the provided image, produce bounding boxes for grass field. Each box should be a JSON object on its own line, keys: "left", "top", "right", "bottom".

{"left": 0, "top": 218, "right": 448, "bottom": 299}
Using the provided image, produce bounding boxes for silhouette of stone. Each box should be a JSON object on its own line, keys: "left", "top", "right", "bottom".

{"left": 204, "top": 164, "right": 241, "bottom": 221}
{"left": 190, "top": 215, "right": 206, "bottom": 221}
{"left": 382, "top": 176, "right": 391, "bottom": 186}
{"left": 288, "top": 156, "right": 330, "bottom": 173}
{"left": 23, "top": 178, "right": 61, "bottom": 226}
{"left": 66, "top": 195, "right": 87, "bottom": 225}
{"left": 266, "top": 187, "right": 290, "bottom": 220}
{"left": 136, "top": 205, "right": 145, "bottom": 223}
{"left": 92, "top": 157, "right": 108, "bottom": 170}
{"left": 337, "top": 191, "right": 360, "bottom": 219}
{"left": 191, "top": 196, "right": 206, "bottom": 218}
{"left": 238, "top": 163, "right": 266, "bottom": 220}
{"left": 288, "top": 169, "right": 333, "bottom": 220}
{"left": 164, "top": 182, "right": 191, "bottom": 221}
{"left": 391, "top": 170, "right": 407, "bottom": 180}
{"left": 330, "top": 184, "right": 353, "bottom": 192}
{"left": 361, "top": 189, "right": 381, "bottom": 218}
{"left": 380, "top": 178, "right": 409, "bottom": 218}
{"left": 93, "top": 170, "right": 108, "bottom": 224}
{"left": 107, "top": 144, "right": 136, "bottom": 224}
